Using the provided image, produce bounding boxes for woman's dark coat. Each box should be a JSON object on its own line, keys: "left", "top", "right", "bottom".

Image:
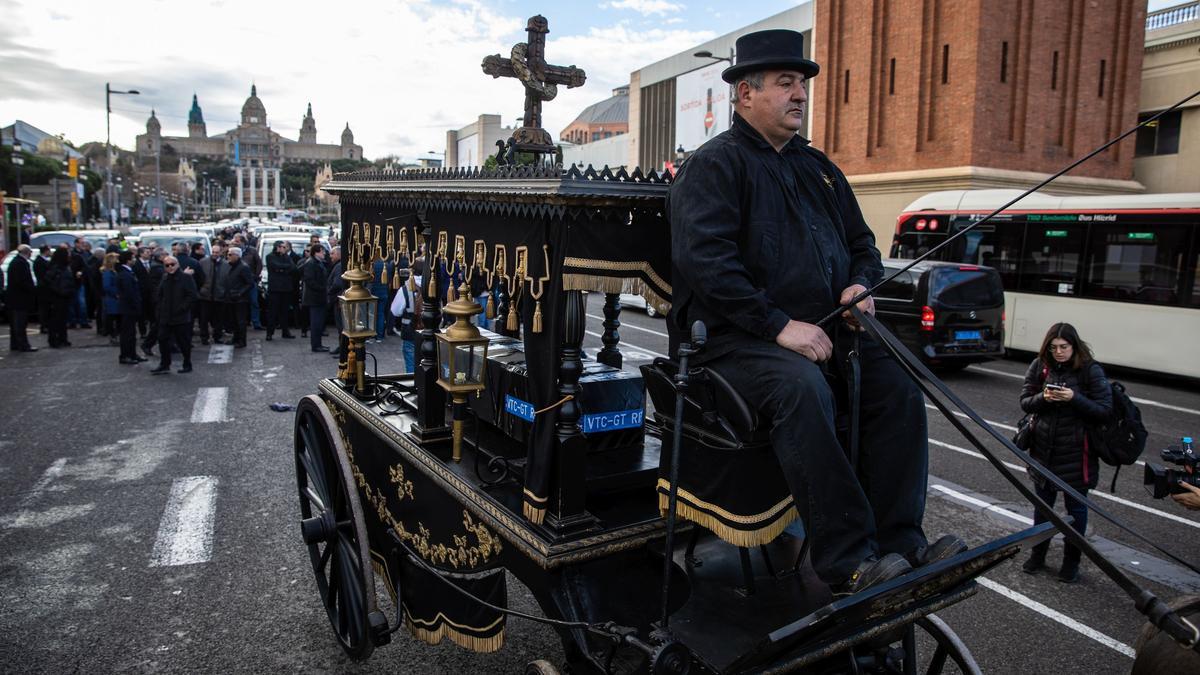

{"left": 1019, "top": 358, "right": 1113, "bottom": 491}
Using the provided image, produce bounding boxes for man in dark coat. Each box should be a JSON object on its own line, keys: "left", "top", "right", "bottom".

{"left": 141, "top": 250, "right": 166, "bottom": 357}
{"left": 197, "top": 241, "right": 226, "bottom": 345}
{"left": 67, "top": 238, "right": 91, "bottom": 329}
{"left": 301, "top": 244, "right": 329, "bottom": 352}
{"left": 221, "top": 247, "right": 254, "bottom": 348}
{"left": 667, "top": 29, "right": 960, "bottom": 597}
{"left": 6, "top": 245, "right": 37, "bottom": 352}
{"left": 115, "top": 249, "right": 145, "bottom": 364}
{"left": 32, "top": 245, "right": 51, "bottom": 333}
{"left": 232, "top": 234, "right": 264, "bottom": 330}
{"left": 131, "top": 246, "right": 153, "bottom": 342}
{"left": 326, "top": 246, "right": 345, "bottom": 360}
{"left": 150, "top": 256, "right": 199, "bottom": 374}
{"left": 264, "top": 240, "right": 296, "bottom": 340}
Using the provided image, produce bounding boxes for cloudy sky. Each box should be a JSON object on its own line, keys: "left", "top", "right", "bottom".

{"left": 1, "top": 0, "right": 1186, "bottom": 162}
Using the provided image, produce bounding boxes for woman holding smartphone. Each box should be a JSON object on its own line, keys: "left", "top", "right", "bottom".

{"left": 1018, "top": 322, "right": 1113, "bottom": 582}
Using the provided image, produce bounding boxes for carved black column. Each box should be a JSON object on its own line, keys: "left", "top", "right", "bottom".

{"left": 597, "top": 292, "right": 622, "bottom": 369}
{"left": 411, "top": 212, "right": 449, "bottom": 443}
{"left": 545, "top": 289, "right": 597, "bottom": 535}
{"left": 495, "top": 276, "right": 512, "bottom": 338}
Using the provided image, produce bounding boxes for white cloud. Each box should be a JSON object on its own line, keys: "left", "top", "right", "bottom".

{"left": 602, "top": 0, "right": 684, "bottom": 17}
{"left": 0, "top": 0, "right": 712, "bottom": 162}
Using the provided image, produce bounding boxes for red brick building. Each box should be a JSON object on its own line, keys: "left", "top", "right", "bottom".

{"left": 560, "top": 86, "right": 630, "bottom": 145}
{"left": 811, "top": 0, "right": 1148, "bottom": 233}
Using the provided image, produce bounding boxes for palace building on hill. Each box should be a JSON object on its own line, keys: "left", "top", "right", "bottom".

{"left": 135, "top": 85, "right": 364, "bottom": 208}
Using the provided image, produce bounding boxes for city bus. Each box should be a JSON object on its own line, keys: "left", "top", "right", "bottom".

{"left": 891, "top": 190, "right": 1200, "bottom": 378}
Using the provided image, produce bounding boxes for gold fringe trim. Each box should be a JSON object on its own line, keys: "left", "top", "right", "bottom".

{"left": 560, "top": 273, "right": 671, "bottom": 316}
{"left": 657, "top": 482, "right": 798, "bottom": 548}
{"left": 404, "top": 610, "right": 505, "bottom": 653}
{"left": 485, "top": 293, "right": 495, "bottom": 320}
{"left": 523, "top": 501, "right": 546, "bottom": 525}
{"left": 531, "top": 300, "right": 543, "bottom": 333}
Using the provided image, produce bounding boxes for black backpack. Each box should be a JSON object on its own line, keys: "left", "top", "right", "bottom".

{"left": 1088, "top": 379, "right": 1148, "bottom": 492}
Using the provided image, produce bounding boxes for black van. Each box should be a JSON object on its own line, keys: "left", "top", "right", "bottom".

{"left": 873, "top": 259, "right": 1005, "bottom": 369}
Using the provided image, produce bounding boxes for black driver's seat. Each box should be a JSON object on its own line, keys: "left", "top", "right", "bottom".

{"left": 642, "top": 358, "right": 798, "bottom": 549}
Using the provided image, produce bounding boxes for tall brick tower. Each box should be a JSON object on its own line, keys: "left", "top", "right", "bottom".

{"left": 810, "top": 0, "right": 1148, "bottom": 239}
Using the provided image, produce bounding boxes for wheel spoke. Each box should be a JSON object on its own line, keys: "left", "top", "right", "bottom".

{"left": 317, "top": 541, "right": 334, "bottom": 574}
{"left": 304, "top": 487, "right": 327, "bottom": 512}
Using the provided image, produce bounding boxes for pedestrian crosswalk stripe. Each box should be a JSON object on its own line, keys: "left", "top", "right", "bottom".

{"left": 207, "top": 345, "right": 233, "bottom": 364}
{"left": 190, "top": 387, "right": 229, "bottom": 423}
{"left": 150, "top": 476, "right": 218, "bottom": 566}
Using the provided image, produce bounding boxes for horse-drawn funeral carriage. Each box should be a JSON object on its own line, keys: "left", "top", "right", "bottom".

{"left": 291, "top": 15, "right": 1199, "bottom": 674}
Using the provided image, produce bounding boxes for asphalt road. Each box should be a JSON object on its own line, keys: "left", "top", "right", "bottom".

{"left": 1, "top": 298, "right": 1197, "bottom": 674}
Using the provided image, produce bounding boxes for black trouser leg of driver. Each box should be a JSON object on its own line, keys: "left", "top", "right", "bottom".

{"left": 268, "top": 292, "right": 290, "bottom": 334}
{"left": 704, "top": 335, "right": 928, "bottom": 585}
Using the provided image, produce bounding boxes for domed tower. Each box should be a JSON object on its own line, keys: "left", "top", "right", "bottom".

{"left": 188, "top": 94, "right": 207, "bottom": 138}
{"left": 144, "top": 109, "right": 162, "bottom": 155}
{"left": 241, "top": 84, "right": 267, "bottom": 126}
{"left": 341, "top": 122, "right": 356, "bottom": 159}
{"left": 299, "top": 102, "right": 317, "bottom": 144}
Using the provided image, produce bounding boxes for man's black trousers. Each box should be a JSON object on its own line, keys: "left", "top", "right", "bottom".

{"left": 308, "top": 305, "right": 326, "bottom": 350}
{"left": 267, "top": 291, "right": 292, "bottom": 335}
{"left": 703, "top": 331, "right": 929, "bottom": 586}
{"left": 8, "top": 310, "right": 30, "bottom": 350}
{"left": 224, "top": 301, "right": 248, "bottom": 346}
{"left": 118, "top": 313, "right": 138, "bottom": 360}
{"left": 158, "top": 322, "right": 193, "bottom": 368}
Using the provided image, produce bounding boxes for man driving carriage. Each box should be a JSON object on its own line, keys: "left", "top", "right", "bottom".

{"left": 668, "top": 29, "right": 964, "bottom": 596}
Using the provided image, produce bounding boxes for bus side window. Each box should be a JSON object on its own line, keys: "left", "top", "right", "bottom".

{"left": 1018, "top": 226, "right": 1084, "bottom": 295}
{"left": 975, "top": 224, "right": 1023, "bottom": 290}
{"left": 1085, "top": 225, "right": 1187, "bottom": 305}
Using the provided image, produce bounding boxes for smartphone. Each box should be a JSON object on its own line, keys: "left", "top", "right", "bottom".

{"left": 1044, "top": 383, "right": 1067, "bottom": 391}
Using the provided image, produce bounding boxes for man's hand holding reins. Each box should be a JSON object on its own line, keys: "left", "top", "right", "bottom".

{"left": 776, "top": 320, "right": 833, "bottom": 362}
{"left": 839, "top": 284, "right": 875, "bottom": 331}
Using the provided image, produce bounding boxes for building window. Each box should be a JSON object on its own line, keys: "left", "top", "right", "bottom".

{"left": 1135, "top": 109, "right": 1182, "bottom": 156}
{"left": 941, "top": 44, "right": 949, "bottom": 84}
{"left": 843, "top": 69, "right": 850, "bottom": 103}
{"left": 889, "top": 58, "right": 896, "bottom": 95}
{"left": 1098, "top": 59, "right": 1106, "bottom": 98}
{"left": 1001, "top": 41, "right": 1008, "bottom": 83}
{"left": 1051, "top": 51, "right": 1059, "bottom": 90}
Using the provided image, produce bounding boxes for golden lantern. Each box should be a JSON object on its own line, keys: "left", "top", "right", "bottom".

{"left": 338, "top": 261, "right": 377, "bottom": 394}
{"left": 435, "top": 283, "right": 490, "bottom": 462}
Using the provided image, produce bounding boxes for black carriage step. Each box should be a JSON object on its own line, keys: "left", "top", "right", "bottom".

{"left": 582, "top": 435, "right": 661, "bottom": 494}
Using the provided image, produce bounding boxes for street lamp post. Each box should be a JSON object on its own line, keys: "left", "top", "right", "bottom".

{"left": 11, "top": 140, "right": 24, "bottom": 199}
{"left": 105, "top": 83, "right": 140, "bottom": 227}
{"left": 154, "top": 148, "right": 162, "bottom": 225}
{"left": 692, "top": 48, "right": 736, "bottom": 148}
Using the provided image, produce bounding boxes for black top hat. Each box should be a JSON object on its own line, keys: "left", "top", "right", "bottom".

{"left": 721, "top": 29, "right": 820, "bottom": 83}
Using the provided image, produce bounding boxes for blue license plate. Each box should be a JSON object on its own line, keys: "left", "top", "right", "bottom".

{"left": 955, "top": 330, "right": 983, "bottom": 341}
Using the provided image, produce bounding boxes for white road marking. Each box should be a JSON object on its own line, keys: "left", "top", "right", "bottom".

{"left": 585, "top": 313, "right": 670, "bottom": 338}
{"left": 929, "top": 438, "right": 1200, "bottom": 529}
{"left": 925, "top": 403, "right": 1018, "bottom": 432}
{"left": 584, "top": 331, "right": 668, "bottom": 359}
{"left": 149, "top": 476, "right": 219, "bottom": 567}
{"left": 968, "top": 365, "right": 1200, "bottom": 416}
{"left": 930, "top": 483, "right": 1034, "bottom": 525}
{"left": 190, "top": 387, "right": 229, "bottom": 423}
{"left": 975, "top": 577, "right": 1135, "bottom": 658}
{"left": 31, "top": 458, "right": 68, "bottom": 494}
{"left": 207, "top": 344, "right": 233, "bottom": 364}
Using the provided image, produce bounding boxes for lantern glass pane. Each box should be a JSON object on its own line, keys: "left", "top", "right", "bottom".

{"left": 360, "top": 299, "right": 377, "bottom": 333}
{"left": 438, "top": 339, "right": 452, "bottom": 382}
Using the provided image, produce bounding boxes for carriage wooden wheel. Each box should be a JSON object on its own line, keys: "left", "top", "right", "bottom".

{"left": 293, "top": 395, "right": 385, "bottom": 661}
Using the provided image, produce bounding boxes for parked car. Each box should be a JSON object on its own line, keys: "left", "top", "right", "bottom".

{"left": 30, "top": 229, "right": 121, "bottom": 252}
{"left": 618, "top": 293, "right": 662, "bottom": 318}
{"left": 257, "top": 234, "right": 329, "bottom": 293}
{"left": 873, "top": 259, "right": 1005, "bottom": 369}
{"left": 134, "top": 230, "right": 212, "bottom": 258}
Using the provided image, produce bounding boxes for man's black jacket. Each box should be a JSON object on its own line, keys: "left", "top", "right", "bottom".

{"left": 222, "top": 260, "right": 254, "bottom": 303}
{"left": 265, "top": 252, "right": 296, "bottom": 293}
{"left": 116, "top": 265, "right": 142, "bottom": 317}
{"left": 156, "top": 271, "right": 198, "bottom": 326}
{"left": 301, "top": 258, "right": 327, "bottom": 307}
{"left": 667, "top": 113, "right": 882, "bottom": 360}
{"left": 6, "top": 255, "right": 36, "bottom": 311}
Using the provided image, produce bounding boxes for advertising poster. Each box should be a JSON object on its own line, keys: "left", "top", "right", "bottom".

{"left": 675, "top": 61, "right": 730, "bottom": 152}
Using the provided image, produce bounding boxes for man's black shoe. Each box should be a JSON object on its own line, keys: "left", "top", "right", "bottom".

{"left": 142, "top": 345, "right": 155, "bottom": 358}
{"left": 831, "top": 553, "right": 912, "bottom": 598}
{"left": 311, "top": 346, "right": 329, "bottom": 352}
{"left": 200, "top": 338, "right": 210, "bottom": 346}
{"left": 150, "top": 366, "right": 171, "bottom": 375}
{"left": 17, "top": 347, "right": 38, "bottom": 352}
{"left": 905, "top": 535, "right": 968, "bottom": 568}
{"left": 265, "top": 334, "right": 273, "bottom": 341}
{"left": 213, "top": 338, "right": 226, "bottom": 344}
{"left": 178, "top": 365, "right": 193, "bottom": 373}
{"left": 234, "top": 342, "right": 246, "bottom": 349}
{"left": 134, "top": 356, "right": 148, "bottom": 362}
{"left": 119, "top": 357, "right": 140, "bottom": 365}
{"left": 282, "top": 333, "right": 295, "bottom": 339}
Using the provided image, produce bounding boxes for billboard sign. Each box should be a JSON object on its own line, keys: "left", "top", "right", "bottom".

{"left": 675, "top": 61, "right": 730, "bottom": 152}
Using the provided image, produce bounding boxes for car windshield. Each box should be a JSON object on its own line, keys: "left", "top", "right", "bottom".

{"left": 139, "top": 234, "right": 208, "bottom": 254}
{"left": 931, "top": 267, "right": 1004, "bottom": 308}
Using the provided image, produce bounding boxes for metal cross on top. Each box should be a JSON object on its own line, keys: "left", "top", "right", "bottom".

{"left": 482, "top": 15, "right": 586, "bottom": 159}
